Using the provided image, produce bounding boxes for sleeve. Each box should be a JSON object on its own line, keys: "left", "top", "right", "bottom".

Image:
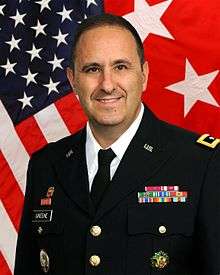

{"left": 14, "top": 156, "right": 40, "bottom": 275}
{"left": 193, "top": 147, "right": 220, "bottom": 275}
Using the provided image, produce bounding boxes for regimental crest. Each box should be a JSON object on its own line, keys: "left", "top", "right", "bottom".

{"left": 40, "top": 187, "right": 55, "bottom": 206}
{"left": 151, "top": 250, "right": 169, "bottom": 269}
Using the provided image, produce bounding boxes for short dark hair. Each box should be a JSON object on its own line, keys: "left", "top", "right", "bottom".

{"left": 69, "top": 13, "right": 145, "bottom": 70}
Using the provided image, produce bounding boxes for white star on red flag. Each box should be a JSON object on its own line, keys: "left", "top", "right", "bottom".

{"left": 124, "top": 0, "right": 174, "bottom": 41}
{"left": 166, "top": 59, "right": 219, "bottom": 116}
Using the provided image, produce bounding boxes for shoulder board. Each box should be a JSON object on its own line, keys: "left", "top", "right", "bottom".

{"left": 196, "top": 134, "right": 220, "bottom": 149}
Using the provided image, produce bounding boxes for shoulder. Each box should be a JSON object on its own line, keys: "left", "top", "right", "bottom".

{"left": 30, "top": 128, "right": 85, "bottom": 163}
{"left": 159, "top": 119, "right": 220, "bottom": 157}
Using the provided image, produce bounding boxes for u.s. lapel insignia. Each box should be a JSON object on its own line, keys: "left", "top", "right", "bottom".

{"left": 197, "top": 134, "right": 220, "bottom": 149}
{"left": 144, "top": 143, "right": 154, "bottom": 152}
{"left": 151, "top": 251, "right": 169, "bottom": 269}
{"left": 40, "top": 187, "right": 55, "bottom": 206}
{"left": 40, "top": 249, "right": 50, "bottom": 273}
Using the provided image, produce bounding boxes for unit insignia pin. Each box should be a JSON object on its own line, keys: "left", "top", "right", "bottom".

{"left": 151, "top": 250, "right": 169, "bottom": 269}
{"left": 40, "top": 187, "right": 55, "bottom": 206}
{"left": 40, "top": 249, "right": 50, "bottom": 273}
{"left": 46, "top": 186, "right": 55, "bottom": 198}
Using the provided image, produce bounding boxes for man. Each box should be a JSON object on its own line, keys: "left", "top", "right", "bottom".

{"left": 14, "top": 14, "right": 220, "bottom": 275}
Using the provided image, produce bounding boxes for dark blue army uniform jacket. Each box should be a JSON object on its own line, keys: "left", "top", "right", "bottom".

{"left": 14, "top": 106, "right": 220, "bottom": 275}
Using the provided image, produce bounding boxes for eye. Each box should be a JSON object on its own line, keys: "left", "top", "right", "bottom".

{"left": 84, "top": 66, "right": 100, "bottom": 73}
{"left": 115, "top": 64, "right": 127, "bottom": 71}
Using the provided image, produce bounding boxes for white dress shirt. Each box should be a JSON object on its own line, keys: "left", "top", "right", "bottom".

{"left": 86, "top": 104, "right": 144, "bottom": 192}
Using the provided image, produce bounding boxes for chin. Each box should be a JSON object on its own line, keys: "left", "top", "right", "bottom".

{"left": 94, "top": 117, "right": 125, "bottom": 127}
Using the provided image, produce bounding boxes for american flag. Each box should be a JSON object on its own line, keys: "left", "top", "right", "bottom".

{"left": 0, "top": 0, "right": 220, "bottom": 274}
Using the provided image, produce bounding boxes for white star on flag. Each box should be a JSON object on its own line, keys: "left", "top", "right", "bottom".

{"left": 44, "top": 78, "right": 60, "bottom": 94}
{"left": 0, "top": 4, "right": 6, "bottom": 15}
{"left": 31, "top": 20, "right": 47, "bottom": 37}
{"left": 57, "top": 6, "right": 73, "bottom": 22}
{"left": 21, "top": 69, "right": 38, "bottom": 86}
{"left": 52, "top": 30, "right": 68, "bottom": 46}
{"left": 17, "top": 92, "right": 34, "bottom": 109}
{"left": 48, "top": 54, "right": 64, "bottom": 71}
{"left": 124, "top": 0, "right": 174, "bottom": 42}
{"left": 10, "top": 10, "right": 26, "bottom": 27}
{"left": 1, "top": 59, "right": 16, "bottom": 76}
{"left": 86, "top": 0, "right": 98, "bottom": 8}
{"left": 26, "top": 45, "right": 43, "bottom": 61}
{"left": 36, "top": 0, "right": 51, "bottom": 12}
{"left": 6, "top": 35, "right": 21, "bottom": 52}
{"left": 166, "top": 59, "right": 219, "bottom": 117}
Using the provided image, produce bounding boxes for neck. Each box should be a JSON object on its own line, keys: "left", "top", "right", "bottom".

{"left": 89, "top": 122, "right": 132, "bottom": 149}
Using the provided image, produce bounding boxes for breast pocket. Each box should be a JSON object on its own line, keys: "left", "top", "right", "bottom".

{"left": 126, "top": 203, "right": 194, "bottom": 275}
{"left": 32, "top": 222, "right": 64, "bottom": 274}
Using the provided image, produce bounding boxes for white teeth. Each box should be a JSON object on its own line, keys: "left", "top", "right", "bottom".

{"left": 97, "top": 98, "right": 120, "bottom": 103}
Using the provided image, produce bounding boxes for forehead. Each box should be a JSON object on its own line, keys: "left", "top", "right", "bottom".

{"left": 75, "top": 25, "right": 139, "bottom": 61}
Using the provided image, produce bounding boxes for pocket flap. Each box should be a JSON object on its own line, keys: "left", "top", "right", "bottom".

{"left": 128, "top": 203, "right": 194, "bottom": 237}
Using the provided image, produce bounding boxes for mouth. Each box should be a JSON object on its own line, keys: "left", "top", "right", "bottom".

{"left": 96, "top": 97, "right": 122, "bottom": 104}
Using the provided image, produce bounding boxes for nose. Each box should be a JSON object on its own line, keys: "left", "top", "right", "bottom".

{"left": 100, "top": 69, "right": 115, "bottom": 94}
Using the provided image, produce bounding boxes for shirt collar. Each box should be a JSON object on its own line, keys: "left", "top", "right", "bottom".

{"left": 86, "top": 103, "right": 144, "bottom": 164}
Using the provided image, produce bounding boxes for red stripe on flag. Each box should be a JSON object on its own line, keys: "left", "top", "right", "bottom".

{"left": 15, "top": 116, "right": 48, "bottom": 156}
{"left": 0, "top": 152, "right": 24, "bottom": 232}
{"left": 0, "top": 252, "right": 12, "bottom": 275}
{"left": 55, "top": 93, "right": 87, "bottom": 135}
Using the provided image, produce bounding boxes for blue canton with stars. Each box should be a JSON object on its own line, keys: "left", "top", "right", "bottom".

{"left": 0, "top": 0, "right": 103, "bottom": 125}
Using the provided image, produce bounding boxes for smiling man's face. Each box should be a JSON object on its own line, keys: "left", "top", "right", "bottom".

{"left": 67, "top": 25, "right": 148, "bottom": 133}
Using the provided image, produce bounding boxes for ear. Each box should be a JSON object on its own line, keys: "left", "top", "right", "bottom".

{"left": 142, "top": 61, "right": 149, "bottom": 91}
{"left": 66, "top": 67, "right": 76, "bottom": 92}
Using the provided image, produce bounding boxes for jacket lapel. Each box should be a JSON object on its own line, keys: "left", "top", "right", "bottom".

{"left": 94, "top": 107, "right": 177, "bottom": 222}
{"left": 52, "top": 129, "right": 95, "bottom": 217}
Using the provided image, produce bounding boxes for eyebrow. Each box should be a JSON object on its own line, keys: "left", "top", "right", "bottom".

{"left": 81, "top": 63, "right": 100, "bottom": 72}
{"left": 111, "top": 59, "right": 132, "bottom": 67}
{"left": 81, "top": 59, "right": 133, "bottom": 71}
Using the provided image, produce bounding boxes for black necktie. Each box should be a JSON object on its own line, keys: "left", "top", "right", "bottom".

{"left": 90, "top": 148, "right": 116, "bottom": 210}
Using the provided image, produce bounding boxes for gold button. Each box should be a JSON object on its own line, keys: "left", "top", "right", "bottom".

{"left": 159, "top": 225, "right": 166, "bottom": 234}
{"left": 89, "top": 255, "right": 101, "bottom": 267}
{"left": 90, "top": 225, "right": 102, "bottom": 237}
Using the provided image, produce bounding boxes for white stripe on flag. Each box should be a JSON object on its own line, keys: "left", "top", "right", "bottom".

{"left": 0, "top": 200, "right": 17, "bottom": 273}
{"left": 34, "top": 103, "right": 70, "bottom": 142}
{"left": 0, "top": 100, "right": 29, "bottom": 193}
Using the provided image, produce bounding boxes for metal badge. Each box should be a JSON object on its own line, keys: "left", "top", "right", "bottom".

{"left": 197, "top": 133, "right": 220, "bottom": 148}
{"left": 144, "top": 143, "right": 154, "bottom": 152}
{"left": 46, "top": 186, "right": 55, "bottom": 198}
{"left": 40, "top": 249, "right": 50, "bottom": 273}
{"left": 151, "top": 251, "right": 169, "bottom": 269}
